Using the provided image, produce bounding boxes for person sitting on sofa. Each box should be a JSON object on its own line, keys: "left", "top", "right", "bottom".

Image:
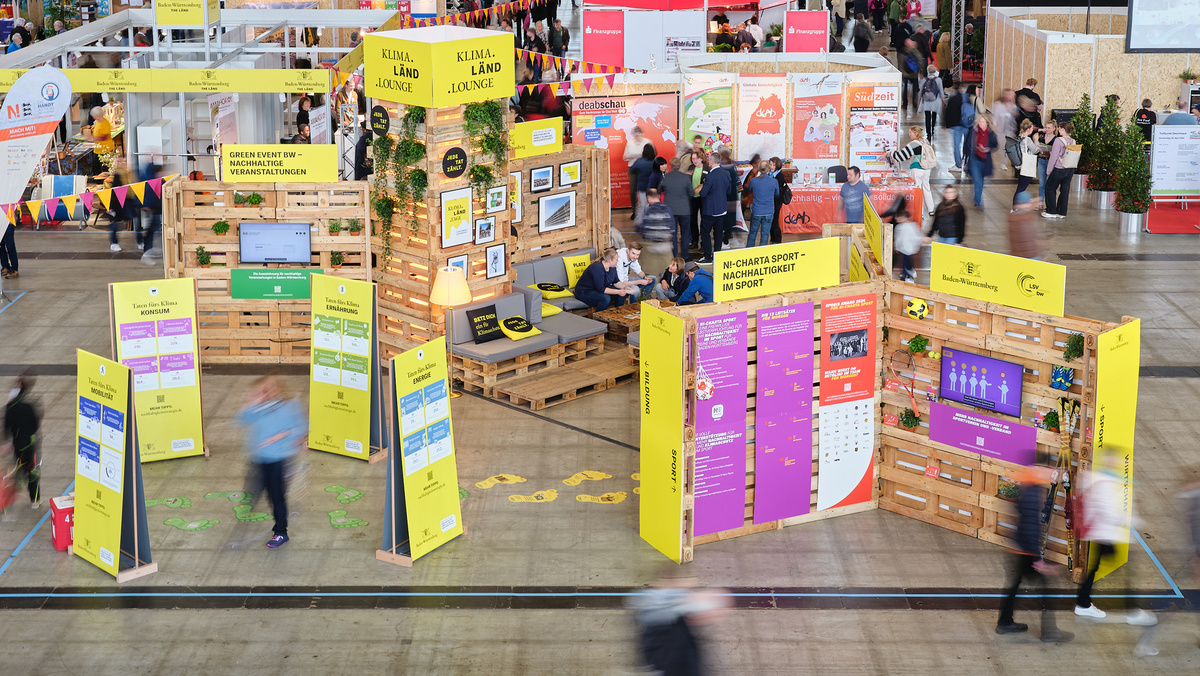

{"left": 677, "top": 261, "right": 714, "bottom": 305}
{"left": 652, "top": 257, "right": 688, "bottom": 301}
{"left": 617, "top": 242, "right": 657, "bottom": 300}
{"left": 574, "top": 248, "right": 634, "bottom": 310}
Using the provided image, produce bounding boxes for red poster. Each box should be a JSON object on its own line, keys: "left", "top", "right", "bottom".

{"left": 784, "top": 11, "right": 829, "bottom": 53}
{"left": 571, "top": 93, "right": 680, "bottom": 209}
{"left": 779, "top": 185, "right": 921, "bottom": 234}
{"left": 581, "top": 11, "right": 625, "bottom": 69}
{"left": 819, "top": 294, "right": 877, "bottom": 406}
{"left": 790, "top": 73, "right": 843, "bottom": 181}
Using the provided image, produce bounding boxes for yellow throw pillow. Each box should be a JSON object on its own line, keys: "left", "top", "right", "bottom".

{"left": 541, "top": 303, "right": 563, "bottom": 316}
{"left": 563, "top": 254, "right": 591, "bottom": 288}
{"left": 532, "top": 282, "right": 573, "bottom": 299}
{"left": 500, "top": 316, "right": 542, "bottom": 340}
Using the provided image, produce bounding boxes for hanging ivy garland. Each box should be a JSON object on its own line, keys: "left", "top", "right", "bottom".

{"left": 462, "top": 100, "right": 508, "bottom": 197}
{"left": 372, "top": 106, "right": 429, "bottom": 263}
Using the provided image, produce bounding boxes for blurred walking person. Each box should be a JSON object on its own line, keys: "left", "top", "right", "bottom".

{"left": 888, "top": 125, "right": 936, "bottom": 216}
{"left": 631, "top": 567, "right": 731, "bottom": 675}
{"left": 1007, "top": 192, "right": 1044, "bottom": 260}
{"left": 239, "top": 375, "right": 305, "bottom": 548}
{"left": 924, "top": 186, "right": 966, "bottom": 245}
{"left": 963, "top": 113, "right": 998, "bottom": 209}
{"left": 3, "top": 374, "right": 41, "bottom": 509}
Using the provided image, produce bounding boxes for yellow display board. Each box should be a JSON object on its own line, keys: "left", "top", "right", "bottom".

{"left": 511, "top": 118, "right": 563, "bottom": 159}
{"left": 73, "top": 351, "right": 131, "bottom": 577}
{"left": 929, "top": 243, "right": 1067, "bottom": 317}
{"left": 155, "top": 0, "right": 220, "bottom": 27}
{"left": 110, "top": 279, "right": 205, "bottom": 463}
{"left": 849, "top": 244, "right": 869, "bottom": 282}
{"left": 862, "top": 194, "right": 884, "bottom": 267}
{"left": 386, "top": 338, "right": 464, "bottom": 560}
{"left": 0, "top": 69, "right": 329, "bottom": 94}
{"left": 309, "top": 274, "right": 376, "bottom": 460}
{"left": 222, "top": 144, "right": 338, "bottom": 183}
{"left": 1090, "top": 319, "right": 1141, "bottom": 580}
{"left": 364, "top": 26, "right": 514, "bottom": 108}
{"left": 713, "top": 237, "right": 840, "bottom": 301}
{"left": 639, "top": 304, "right": 688, "bottom": 562}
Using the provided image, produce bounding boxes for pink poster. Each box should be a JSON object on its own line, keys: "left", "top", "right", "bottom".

{"left": 928, "top": 402, "right": 1038, "bottom": 466}
{"left": 693, "top": 313, "right": 749, "bottom": 537}
{"left": 784, "top": 11, "right": 829, "bottom": 53}
{"left": 571, "top": 93, "right": 680, "bottom": 208}
{"left": 581, "top": 10, "right": 625, "bottom": 69}
{"left": 753, "top": 304, "right": 815, "bottom": 524}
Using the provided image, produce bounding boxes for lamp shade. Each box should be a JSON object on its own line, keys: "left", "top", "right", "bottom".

{"left": 430, "top": 266, "right": 472, "bottom": 306}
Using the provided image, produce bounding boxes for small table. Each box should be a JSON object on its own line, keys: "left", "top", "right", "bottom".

{"left": 593, "top": 301, "right": 673, "bottom": 343}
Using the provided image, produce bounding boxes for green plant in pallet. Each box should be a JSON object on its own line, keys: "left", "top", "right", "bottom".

{"left": 346, "top": 218, "right": 363, "bottom": 234}
{"left": 907, "top": 334, "right": 929, "bottom": 355}
{"left": 998, "top": 479, "right": 1020, "bottom": 500}
{"left": 211, "top": 220, "right": 230, "bottom": 235}
{"left": 331, "top": 251, "right": 345, "bottom": 267}
{"left": 246, "top": 192, "right": 264, "bottom": 207}
{"left": 1062, "top": 333, "right": 1084, "bottom": 362}
{"left": 328, "top": 218, "right": 343, "bottom": 235}
{"left": 195, "top": 245, "right": 211, "bottom": 267}
{"left": 401, "top": 105, "right": 425, "bottom": 137}
{"left": 899, "top": 408, "right": 920, "bottom": 430}
{"left": 463, "top": 100, "right": 507, "bottom": 194}
{"left": 1043, "top": 409, "right": 1059, "bottom": 432}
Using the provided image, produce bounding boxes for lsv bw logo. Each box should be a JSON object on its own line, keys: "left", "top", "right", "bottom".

{"left": 1016, "top": 272, "right": 1044, "bottom": 298}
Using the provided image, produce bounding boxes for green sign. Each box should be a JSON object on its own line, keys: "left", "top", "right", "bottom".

{"left": 230, "top": 269, "right": 314, "bottom": 299}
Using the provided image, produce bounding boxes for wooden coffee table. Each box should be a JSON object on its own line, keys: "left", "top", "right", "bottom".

{"left": 593, "top": 301, "right": 672, "bottom": 343}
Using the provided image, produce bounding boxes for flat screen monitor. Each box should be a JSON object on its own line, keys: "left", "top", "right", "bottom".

{"left": 938, "top": 347, "right": 1023, "bottom": 418}
{"left": 238, "top": 222, "right": 312, "bottom": 264}
{"left": 1127, "top": 0, "right": 1200, "bottom": 53}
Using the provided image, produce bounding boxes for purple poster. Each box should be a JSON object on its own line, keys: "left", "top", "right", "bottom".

{"left": 753, "top": 304, "right": 816, "bottom": 523}
{"left": 693, "top": 313, "right": 749, "bottom": 537}
{"left": 939, "top": 347, "right": 1024, "bottom": 418}
{"left": 928, "top": 402, "right": 1038, "bottom": 466}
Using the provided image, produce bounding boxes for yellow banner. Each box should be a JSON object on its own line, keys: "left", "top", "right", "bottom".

{"left": 392, "top": 337, "right": 464, "bottom": 559}
{"left": 862, "top": 194, "right": 883, "bottom": 266}
{"left": 111, "top": 279, "right": 205, "bottom": 463}
{"left": 929, "top": 243, "right": 1067, "bottom": 316}
{"left": 0, "top": 69, "right": 330, "bottom": 94}
{"left": 155, "top": 0, "right": 219, "bottom": 26}
{"left": 1091, "top": 319, "right": 1141, "bottom": 580}
{"left": 639, "top": 304, "right": 687, "bottom": 562}
{"left": 713, "top": 237, "right": 840, "bottom": 301}
{"left": 222, "top": 144, "right": 338, "bottom": 183}
{"left": 67, "top": 69, "right": 154, "bottom": 93}
{"left": 364, "top": 29, "right": 514, "bottom": 108}
{"left": 309, "top": 274, "right": 375, "bottom": 460}
{"left": 511, "top": 118, "right": 563, "bottom": 159}
{"left": 849, "top": 244, "right": 869, "bottom": 282}
{"left": 74, "top": 350, "right": 131, "bottom": 577}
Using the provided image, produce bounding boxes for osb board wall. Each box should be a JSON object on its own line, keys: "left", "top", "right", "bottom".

{"left": 1094, "top": 38, "right": 1142, "bottom": 106}
{"left": 1043, "top": 42, "right": 1094, "bottom": 114}
{"left": 1141, "top": 52, "right": 1188, "bottom": 112}
{"left": 1040, "top": 38, "right": 1192, "bottom": 115}
{"left": 1033, "top": 37, "right": 1047, "bottom": 99}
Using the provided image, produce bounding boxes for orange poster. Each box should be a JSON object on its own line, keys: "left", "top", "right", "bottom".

{"left": 571, "top": 93, "right": 679, "bottom": 209}
{"left": 819, "top": 293, "right": 877, "bottom": 406}
{"left": 790, "top": 73, "right": 844, "bottom": 183}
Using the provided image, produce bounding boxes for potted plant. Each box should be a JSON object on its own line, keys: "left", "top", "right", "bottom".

{"left": 329, "top": 219, "right": 343, "bottom": 236}
{"left": 233, "top": 192, "right": 246, "bottom": 207}
{"left": 196, "top": 246, "right": 211, "bottom": 268}
{"left": 330, "top": 251, "right": 345, "bottom": 268}
{"left": 1069, "top": 94, "right": 1098, "bottom": 196}
{"left": 1180, "top": 68, "right": 1198, "bottom": 84}
{"left": 907, "top": 334, "right": 929, "bottom": 355}
{"left": 899, "top": 407, "right": 921, "bottom": 430}
{"left": 346, "top": 218, "right": 364, "bottom": 235}
{"left": 1087, "top": 96, "right": 1123, "bottom": 209}
{"left": 245, "top": 192, "right": 264, "bottom": 207}
{"left": 211, "top": 220, "right": 230, "bottom": 236}
{"left": 1042, "top": 409, "right": 1060, "bottom": 433}
{"left": 997, "top": 479, "right": 1019, "bottom": 501}
{"left": 1114, "top": 121, "right": 1153, "bottom": 233}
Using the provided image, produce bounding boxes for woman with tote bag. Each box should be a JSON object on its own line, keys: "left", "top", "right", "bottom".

{"left": 1012, "top": 120, "right": 1040, "bottom": 209}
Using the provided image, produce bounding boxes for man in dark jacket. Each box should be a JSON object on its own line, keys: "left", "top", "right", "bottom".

{"left": 891, "top": 15, "right": 913, "bottom": 50}
{"left": 996, "top": 457, "right": 1073, "bottom": 642}
{"left": 4, "top": 375, "right": 41, "bottom": 508}
{"left": 697, "top": 154, "right": 731, "bottom": 263}
{"left": 899, "top": 39, "right": 921, "bottom": 113}
{"left": 660, "top": 157, "right": 695, "bottom": 258}
{"left": 718, "top": 150, "right": 740, "bottom": 246}
{"left": 573, "top": 249, "right": 632, "bottom": 310}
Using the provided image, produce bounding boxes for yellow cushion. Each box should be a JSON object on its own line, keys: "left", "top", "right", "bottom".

{"left": 531, "top": 283, "right": 573, "bottom": 299}
{"left": 541, "top": 302, "right": 563, "bottom": 316}
{"left": 563, "top": 254, "right": 591, "bottom": 288}
{"left": 500, "top": 316, "right": 542, "bottom": 340}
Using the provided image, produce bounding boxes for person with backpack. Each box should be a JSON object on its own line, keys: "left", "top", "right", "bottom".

{"left": 963, "top": 113, "right": 999, "bottom": 209}
{"left": 942, "top": 83, "right": 968, "bottom": 171}
{"left": 917, "top": 64, "right": 944, "bottom": 141}
{"left": 1012, "top": 120, "right": 1040, "bottom": 208}
{"left": 888, "top": 126, "right": 937, "bottom": 216}
{"left": 892, "top": 208, "right": 922, "bottom": 282}
{"left": 899, "top": 38, "right": 922, "bottom": 115}
{"left": 852, "top": 13, "right": 872, "bottom": 52}
{"left": 745, "top": 159, "right": 779, "bottom": 247}
{"left": 640, "top": 190, "right": 677, "bottom": 257}
{"left": 870, "top": 0, "right": 887, "bottom": 32}
{"left": 1043, "top": 122, "right": 1078, "bottom": 219}
{"left": 1035, "top": 118, "right": 1058, "bottom": 202}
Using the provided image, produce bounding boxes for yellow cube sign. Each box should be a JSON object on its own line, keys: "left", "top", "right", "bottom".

{"left": 365, "top": 26, "right": 514, "bottom": 108}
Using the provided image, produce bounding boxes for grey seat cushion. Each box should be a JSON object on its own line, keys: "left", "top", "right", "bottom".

{"left": 450, "top": 293, "right": 528, "bottom": 345}
{"left": 514, "top": 285, "right": 543, "bottom": 323}
{"left": 532, "top": 256, "right": 571, "bottom": 288}
{"left": 545, "top": 296, "right": 590, "bottom": 312}
{"left": 627, "top": 331, "right": 640, "bottom": 347}
{"left": 538, "top": 313, "right": 606, "bottom": 344}
{"left": 453, "top": 331, "right": 560, "bottom": 364}
{"left": 514, "top": 262, "right": 535, "bottom": 289}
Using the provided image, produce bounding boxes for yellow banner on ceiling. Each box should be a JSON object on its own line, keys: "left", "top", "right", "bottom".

{"left": 110, "top": 279, "right": 206, "bottom": 463}
{"left": 1090, "top": 319, "right": 1141, "bottom": 580}
{"left": 862, "top": 194, "right": 884, "bottom": 267}
{"left": 712, "top": 237, "right": 840, "bottom": 301}
{"left": 67, "top": 69, "right": 154, "bottom": 93}
{"left": 639, "top": 304, "right": 688, "bottom": 563}
{"left": 510, "top": 118, "right": 563, "bottom": 159}
{"left": 309, "top": 273, "right": 376, "bottom": 460}
{"left": 155, "top": 0, "right": 220, "bottom": 27}
{"left": 222, "top": 144, "right": 339, "bottom": 183}
{"left": 73, "top": 350, "right": 132, "bottom": 577}
{"left": 390, "top": 337, "right": 464, "bottom": 560}
{"left": 0, "top": 69, "right": 329, "bottom": 93}
{"left": 364, "top": 28, "right": 514, "bottom": 108}
{"left": 929, "top": 243, "right": 1067, "bottom": 316}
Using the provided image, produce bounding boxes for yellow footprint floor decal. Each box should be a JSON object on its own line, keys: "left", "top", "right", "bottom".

{"left": 634, "top": 487, "right": 640, "bottom": 494}
{"left": 508, "top": 489, "right": 558, "bottom": 503}
{"left": 476, "top": 474, "right": 527, "bottom": 490}
{"left": 562, "top": 470, "right": 613, "bottom": 486}
{"left": 577, "top": 492, "right": 628, "bottom": 504}
{"left": 633, "top": 473, "right": 641, "bottom": 494}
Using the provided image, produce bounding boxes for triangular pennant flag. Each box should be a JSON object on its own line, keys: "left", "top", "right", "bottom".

{"left": 583, "top": 78, "right": 593, "bottom": 93}
{"left": 606, "top": 74, "right": 616, "bottom": 88}
{"left": 131, "top": 181, "right": 147, "bottom": 205}
{"left": 0, "top": 205, "right": 11, "bottom": 226}
{"left": 45, "top": 198, "right": 60, "bottom": 220}
{"left": 96, "top": 189, "right": 112, "bottom": 210}
{"left": 61, "top": 194, "right": 77, "bottom": 216}
{"left": 573, "top": 79, "right": 583, "bottom": 94}
{"left": 114, "top": 185, "right": 129, "bottom": 208}
{"left": 26, "top": 200, "right": 42, "bottom": 222}
{"left": 149, "top": 177, "right": 164, "bottom": 198}
{"left": 80, "top": 191, "right": 95, "bottom": 213}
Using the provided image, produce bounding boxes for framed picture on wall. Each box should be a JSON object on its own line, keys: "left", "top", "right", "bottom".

{"left": 530, "top": 165, "right": 553, "bottom": 193}
{"left": 538, "top": 190, "right": 576, "bottom": 234}
{"left": 447, "top": 254, "right": 468, "bottom": 278}
{"left": 485, "top": 243, "right": 506, "bottom": 280}
{"left": 510, "top": 171, "right": 522, "bottom": 223}
{"left": 439, "top": 187, "right": 473, "bottom": 248}
{"left": 559, "top": 160, "right": 581, "bottom": 186}
{"left": 486, "top": 185, "right": 507, "bottom": 214}
{"left": 474, "top": 216, "right": 496, "bottom": 245}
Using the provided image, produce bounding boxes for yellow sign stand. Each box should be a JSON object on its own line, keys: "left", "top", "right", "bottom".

{"left": 364, "top": 26, "right": 514, "bottom": 108}
{"left": 155, "top": 0, "right": 220, "bottom": 26}
{"left": 0, "top": 69, "right": 330, "bottom": 94}
{"left": 222, "top": 144, "right": 339, "bottom": 183}
{"left": 639, "top": 304, "right": 689, "bottom": 563}
{"left": 929, "top": 243, "right": 1067, "bottom": 316}
{"left": 73, "top": 350, "right": 157, "bottom": 582}
{"left": 511, "top": 118, "right": 563, "bottom": 159}
{"left": 712, "top": 237, "right": 840, "bottom": 302}
{"left": 1091, "top": 319, "right": 1141, "bottom": 580}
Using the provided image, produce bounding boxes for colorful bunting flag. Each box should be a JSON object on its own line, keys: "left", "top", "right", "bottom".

{"left": 96, "top": 189, "right": 112, "bottom": 211}
{"left": 45, "top": 198, "right": 60, "bottom": 219}
{"left": 26, "top": 200, "right": 42, "bottom": 222}
{"left": 131, "top": 181, "right": 146, "bottom": 205}
{"left": 61, "top": 194, "right": 77, "bottom": 216}
{"left": 149, "top": 178, "right": 164, "bottom": 198}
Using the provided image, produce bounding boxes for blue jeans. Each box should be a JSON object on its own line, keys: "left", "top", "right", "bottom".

{"left": 1037, "top": 157, "right": 1049, "bottom": 199}
{"left": 574, "top": 289, "right": 630, "bottom": 311}
{"left": 747, "top": 213, "right": 772, "bottom": 247}
{"left": 0, "top": 226, "right": 17, "bottom": 272}
{"left": 968, "top": 159, "right": 986, "bottom": 206}
{"left": 938, "top": 236, "right": 959, "bottom": 245}
{"left": 951, "top": 126, "right": 968, "bottom": 168}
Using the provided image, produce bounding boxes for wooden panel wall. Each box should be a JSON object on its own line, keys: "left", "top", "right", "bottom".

{"left": 510, "top": 145, "right": 611, "bottom": 264}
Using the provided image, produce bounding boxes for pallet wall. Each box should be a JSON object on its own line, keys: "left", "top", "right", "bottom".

{"left": 162, "top": 178, "right": 371, "bottom": 363}
{"left": 510, "top": 144, "right": 611, "bottom": 263}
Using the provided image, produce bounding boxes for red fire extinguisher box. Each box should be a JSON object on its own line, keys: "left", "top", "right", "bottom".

{"left": 50, "top": 495, "right": 75, "bottom": 552}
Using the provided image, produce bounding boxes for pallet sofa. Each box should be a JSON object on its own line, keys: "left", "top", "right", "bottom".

{"left": 512, "top": 247, "right": 597, "bottom": 313}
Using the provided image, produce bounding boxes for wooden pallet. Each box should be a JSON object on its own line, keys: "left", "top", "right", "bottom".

{"left": 628, "top": 343, "right": 639, "bottom": 364}
{"left": 494, "top": 367, "right": 608, "bottom": 411}
{"left": 452, "top": 342, "right": 564, "bottom": 395}
{"left": 563, "top": 334, "right": 605, "bottom": 362}
{"left": 573, "top": 349, "right": 639, "bottom": 388}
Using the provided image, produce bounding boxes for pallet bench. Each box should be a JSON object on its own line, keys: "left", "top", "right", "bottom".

{"left": 452, "top": 343, "right": 564, "bottom": 396}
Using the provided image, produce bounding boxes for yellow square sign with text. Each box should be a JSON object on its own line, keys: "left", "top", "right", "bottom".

{"left": 365, "top": 26, "right": 513, "bottom": 108}
{"left": 930, "top": 243, "right": 1066, "bottom": 316}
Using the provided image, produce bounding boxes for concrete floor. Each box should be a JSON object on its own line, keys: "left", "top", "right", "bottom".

{"left": 3, "top": 18, "right": 1200, "bottom": 675}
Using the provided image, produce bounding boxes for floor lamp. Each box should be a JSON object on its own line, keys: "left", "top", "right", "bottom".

{"left": 430, "top": 266, "right": 472, "bottom": 398}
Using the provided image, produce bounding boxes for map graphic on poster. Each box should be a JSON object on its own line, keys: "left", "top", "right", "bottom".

{"left": 754, "top": 304, "right": 815, "bottom": 523}
{"left": 683, "top": 74, "right": 735, "bottom": 155}
{"left": 693, "top": 313, "right": 749, "bottom": 537}
{"left": 309, "top": 273, "right": 375, "bottom": 460}
{"left": 736, "top": 75, "right": 788, "bottom": 162}
{"left": 790, "top": 74, "right": 844, "bottom": 181}
{"left": 847, "top": 85, "right": 899, "bottom": 177}
{"left": 111, "top": 279, "right": 205, "bottom": 463}
{"left": 74, "top": 351, "right": 130, "bottom": 577}
{"left": 571, "top": 93, "right": 679, "bottom": 208}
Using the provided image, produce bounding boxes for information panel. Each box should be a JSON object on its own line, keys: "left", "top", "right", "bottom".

{"left": 309, "top": 274, "right": 376, "bottom": 460}
{"left": 817, "top": 293, "right": 877, "bottom": 511}
{"left": 639, "top": 304, "right": 688, "bottom": 562}
{"left": 713, "top": 238, "right": 839, "bottom": 302}
{"left": 929, "top": 243, "right": 1066, "bottom": 317}
{"left": 1151, "top": 125, "right": 1200, "bottom": 196}
{"left": 693, "top": 313, "right": 748, "bottom": 536}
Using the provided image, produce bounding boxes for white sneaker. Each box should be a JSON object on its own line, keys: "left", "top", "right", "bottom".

{"left": 31, "top": 500, "right": 41, "bottom": 510}
{"left": 1126, "top": 609, "right": 1158, "bottom": 626}
{"left": 1042, "top": 212, "right": 1057, "bottom": 220}
{"left": 1075, "top": 604, "right": 1106, "bottom": 619}
{"left": 137, "top": 242, "right": 145, "bottom": 251}
{"left": 1133, "top": 643, "right": 1159, "bottom": 658}
{"left": 110, "top": 243, "right": 122, "bottom": 252}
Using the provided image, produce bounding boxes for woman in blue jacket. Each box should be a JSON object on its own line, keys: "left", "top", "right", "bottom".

{"left": 962, "top": 113, "right": 999, "bottom": 209}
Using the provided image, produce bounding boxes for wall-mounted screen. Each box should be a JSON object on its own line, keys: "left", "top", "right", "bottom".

{"left": 1127, "top": 0, "right": 1200, "bottom": 53}
{"left": 239, "top": 222, "right": 312, "bottom": 264}
{"left": 938, "top": 347, "right": 1024, "bottom": 418}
